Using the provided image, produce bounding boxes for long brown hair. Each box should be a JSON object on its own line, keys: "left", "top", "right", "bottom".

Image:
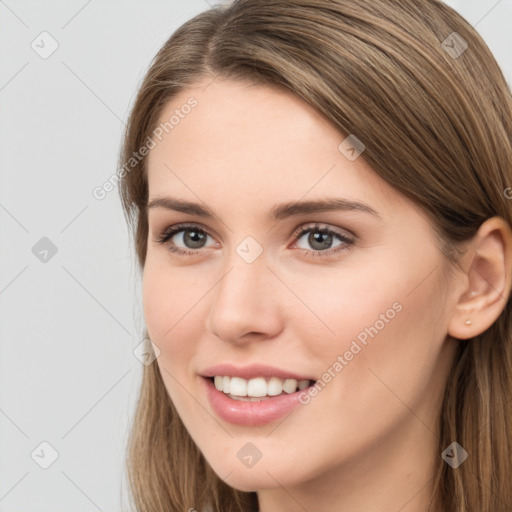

{"left": 118, "top": 1, "right": 512, "bottom": 510}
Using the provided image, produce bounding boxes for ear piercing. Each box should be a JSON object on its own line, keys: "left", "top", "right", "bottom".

{"left": 464, "top": 291, "right": 476, "bottom": 326}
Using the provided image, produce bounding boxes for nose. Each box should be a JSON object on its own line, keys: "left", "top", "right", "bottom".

{"left": 205, "top": 252, "right": 284, "bottom": 345}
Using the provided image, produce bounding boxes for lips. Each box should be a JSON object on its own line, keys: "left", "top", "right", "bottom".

{"left": 199, "top": 363, "right": 318, "bottom": 426}
{"left": 201, "top": 376, "right": 313, "bottom": 426}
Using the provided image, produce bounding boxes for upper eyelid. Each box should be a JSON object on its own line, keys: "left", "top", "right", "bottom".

{"left": 294, "top": 223, "right": 354, "bottom": 238}
{"left": 156, "top": 222, "right": 217, "bottom": 242}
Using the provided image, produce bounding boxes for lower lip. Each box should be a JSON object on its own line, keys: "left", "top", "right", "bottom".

{"left": 201, "top": 377, "right": 308, "bottom": 427}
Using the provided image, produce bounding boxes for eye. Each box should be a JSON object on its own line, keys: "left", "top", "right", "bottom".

{"left": 155, "top": 223, "right": 215, "bottom": 256}
{"left": 292, "top": 223, "right": 354, "bottom": 258}
{"left": 154, "top": 222, "right": 355, "bottom": 259}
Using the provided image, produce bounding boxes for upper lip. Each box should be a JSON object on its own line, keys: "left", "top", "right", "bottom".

{"left": 200, "top": 363, "right": 315, "bottom": 381}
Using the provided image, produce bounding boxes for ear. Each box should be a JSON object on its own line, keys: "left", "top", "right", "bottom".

{"left": 448, "top": 216, "right": 512, "bottom": 340}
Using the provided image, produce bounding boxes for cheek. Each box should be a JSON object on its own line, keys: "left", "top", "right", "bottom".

{"left": 142, "top": 257, "right": 187, "bottom": 362}
{"left": 142, "top": 262, "right": 194, "bottom": 408}
{"left": 320, "top": 262, "right": 448, "bottom": 417}
{"left": 142, "top": 256, "right": 206, "bottom": 370}
{"left": 142, "top": 260, "right": 168, "bottom": 340}
{"left": 142, "top": 253, "right": 196, "bottom": 338}
{"left": 281, "top": 260, "right": 408, "bottom": 358}
{"left": 293, "top": 247, "right": 447, "bottom": 393}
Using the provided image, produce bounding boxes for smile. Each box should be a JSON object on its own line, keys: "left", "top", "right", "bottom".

{"left": 212, "top": 375, "right": 313, "bottom": 400}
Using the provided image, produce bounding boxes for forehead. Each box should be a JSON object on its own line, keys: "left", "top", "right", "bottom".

{"left": 148, "top": 78, "right": 340, "bottom": 168}
{"left": 146, "top": 79, "right": 413, "bottom": 221}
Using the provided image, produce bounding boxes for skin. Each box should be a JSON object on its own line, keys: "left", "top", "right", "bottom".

{"left": 143, "top": 78, "right": 512, "bottom": 512}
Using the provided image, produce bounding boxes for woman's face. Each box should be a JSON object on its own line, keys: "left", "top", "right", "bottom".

{"left": 143, "top": 79, "right": 460, "bottom": 494}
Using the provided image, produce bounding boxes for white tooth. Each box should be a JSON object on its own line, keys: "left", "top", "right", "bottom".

{"left": 229, "top": 377, "right": 248, "bottom": 396}
{"left": 247, "top": 377, "right": 267, "bottom": 397}
{"left": 214, "top": 376, "right": 223, "bottom": 391}
{"left": 222, "top": 376, "right": 231, "bottom": 394}
{"left": 283, "top": 379, "right": 298, "bottom": 394}
{"left": 216, "top": 375, "right": 309, "bottom": 398}
{"left": 267, "top": 377, "right": 283, "bottom": 396}
{"left": 298, "top": 379, "right": 309, "bottom": 390}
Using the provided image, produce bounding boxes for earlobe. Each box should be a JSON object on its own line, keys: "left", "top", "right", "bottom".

{"left": 447, "top": 217, "right": 512, "bottom": 341}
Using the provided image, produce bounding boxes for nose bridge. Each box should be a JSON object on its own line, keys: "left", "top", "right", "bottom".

{"left": 206, "top": 243, "right": 282, "bottom": 342}
{"left": 216, "top": 246, "right": 272, "bottom": 314}
{"left": 218, "top": 234, "right": 273, "bottom": 303}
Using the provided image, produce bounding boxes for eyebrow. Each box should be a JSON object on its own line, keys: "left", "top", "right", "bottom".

{"left": 147, "top": 196, "right": 380, "bottom": 220}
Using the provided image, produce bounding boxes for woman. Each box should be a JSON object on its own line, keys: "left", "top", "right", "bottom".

{"left": 118, "top": 0, "right": 512, "bottom": 510}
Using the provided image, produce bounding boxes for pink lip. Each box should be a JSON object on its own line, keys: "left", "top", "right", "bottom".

{"left": 201, "top": 376, "right": 311, "bottom": 426}
{"left": 200, "top": 363, "right": 315, "bottom": 381}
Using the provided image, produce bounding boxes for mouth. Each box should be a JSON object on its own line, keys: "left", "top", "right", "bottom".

{"left": 199, "top": 363, "right": 318, "bottom": 425}
{"left": 207, "top": 375, "right": 316, "bottom": 401}
{"left": 200, "top": 373, "right": 318, "bottom": 426}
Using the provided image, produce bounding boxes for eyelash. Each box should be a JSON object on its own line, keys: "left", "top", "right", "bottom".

{"left": 154, "top": 222, "right": 355, "bottom": 259}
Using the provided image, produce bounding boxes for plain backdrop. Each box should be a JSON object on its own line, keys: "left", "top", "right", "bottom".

{"left": 0, "top": 1, "right": 511, "bottom": 511}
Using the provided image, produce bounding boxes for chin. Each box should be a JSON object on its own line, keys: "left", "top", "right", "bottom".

{"left": 213, "top": 469, "right": 279, "bottom": 493}
{"left": 203, "top": 451, "right": 305, "bottom": 492}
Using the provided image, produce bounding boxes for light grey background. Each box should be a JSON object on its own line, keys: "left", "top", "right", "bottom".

{"left": 0, "top": 1, "right": 510, "bottom": 511}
